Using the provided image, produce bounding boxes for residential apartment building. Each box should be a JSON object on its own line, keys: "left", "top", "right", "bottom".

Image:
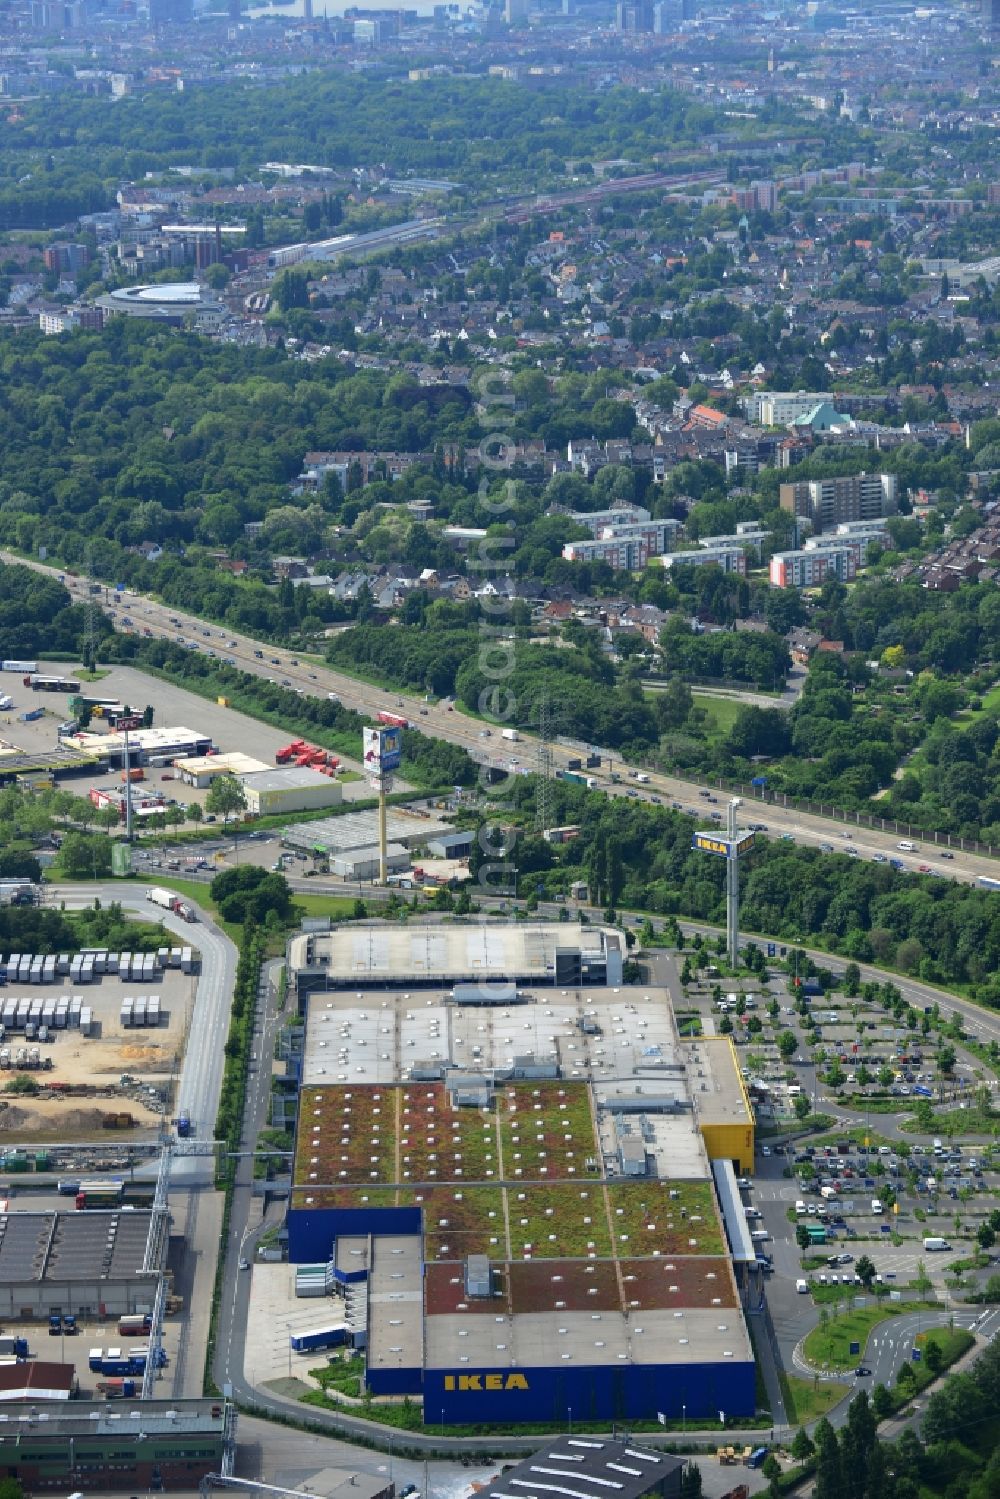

{"left": 661, "top": 546, "right": 747, "bottom": 576}
{"left": 744, "top": 391, "right": 832, "bottom": 426}
{"left": 770, "top": 547, "right": 857, "bottom": 588}
{"left": 562, "top": 519, "right": 681, "bottom": 570}
{"left": 568, "top": 504, "right": 652, "bottom": 535}
{"left": 779, "top": 472, "right": 897, "bottom": 533}
{"left": 698, "top": 525, "right": 772, "bottom": 559}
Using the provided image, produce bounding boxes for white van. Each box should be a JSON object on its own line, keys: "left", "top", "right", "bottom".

{"left": 796, "top": 1279, "right": 808, "bottom": 1294}
{"left": 898, "top": 841, "right": 916, "bottom": 852}
{"left": 871, "top": 1198, "right": 884, "bottom": 1214}
{"left": 750, "top": 1228, "right": 769, "bottom": 1241}
{"left": 787, "top": 1085, "right": 802, "bottom": 1097}
{"left": 795, "top": 1200, "right": 806, "bottom": 1215}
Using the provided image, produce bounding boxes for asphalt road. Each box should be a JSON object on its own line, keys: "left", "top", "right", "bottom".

{"left": 6, "top": 550, "right": 999, "bottom": 884}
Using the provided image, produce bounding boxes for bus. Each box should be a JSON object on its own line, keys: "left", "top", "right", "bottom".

{"left": 978, "top": 876, "right": 1000, "bottom": 891}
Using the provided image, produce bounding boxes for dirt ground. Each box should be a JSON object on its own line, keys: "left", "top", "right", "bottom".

{"left": 0, "top": 974, "right": 193, "bottom": 1140}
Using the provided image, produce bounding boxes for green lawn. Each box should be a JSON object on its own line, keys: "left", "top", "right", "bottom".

{"left": 691, "top": 693, "right": 743, "bottom": 734}
{"left": 781, "top": 1372, "right": 847, "bottom": 1424}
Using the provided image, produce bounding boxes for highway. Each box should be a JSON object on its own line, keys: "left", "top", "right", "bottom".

{"left": 4, "top": 549, "right": 997, "bottom": 889}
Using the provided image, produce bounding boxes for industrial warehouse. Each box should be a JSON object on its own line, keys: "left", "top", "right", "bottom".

{"left": 281, "top": 924, "right": 758, "bottom": 1427}
{"left": 0, "top": 1207, "right": 165, "bottom": 1319}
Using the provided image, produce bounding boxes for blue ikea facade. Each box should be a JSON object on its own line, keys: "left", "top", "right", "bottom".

{"left": 285, "top": 1204, "right": 756, "bottom": 1424}
{"left": 424, "top": 1361, "right": 756, "bottom": 1427}
{"left": 288, "top": 1204, "right": 421, "bottom": 1262}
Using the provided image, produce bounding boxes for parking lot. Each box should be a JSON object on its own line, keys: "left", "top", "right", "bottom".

{"left": 668, "top": 945, "right": 1000, "bottom": 1311}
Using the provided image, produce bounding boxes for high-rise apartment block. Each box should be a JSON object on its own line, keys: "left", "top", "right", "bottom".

{"left": 779, "top": 472, "right": 897, "bottom": 534}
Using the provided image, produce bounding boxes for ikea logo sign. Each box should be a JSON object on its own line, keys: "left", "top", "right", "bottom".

{"left": 443, "top": 1373, "right": 530, "bottom": 1392}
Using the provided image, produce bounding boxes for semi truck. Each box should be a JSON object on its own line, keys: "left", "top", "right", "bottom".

{"left": 289, "top": 1325, "right": 347, "bottom": 1354}
{"left": 75, "top": 1178, "right": 125, "bottom": 1210}
{"left": 146, "top": 888, "right": 196, "bottom": 922}
{"left": 118, "top": 1315, "right": 152, "bottom": 1337}
{"left": 377, "top": 711, "right": 408, "bottom": 729}
{"left": 0, "top": 1336, "right": 28, "bottom": 1358}
{"left": 1, "top": 660, "right": 37, "bottom": 674}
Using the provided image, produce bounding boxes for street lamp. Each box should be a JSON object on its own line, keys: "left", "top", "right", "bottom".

{"left": 682, "top": 1403, "right": 686, "bottom": 1433}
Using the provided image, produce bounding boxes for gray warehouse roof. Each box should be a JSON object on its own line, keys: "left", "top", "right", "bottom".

{"left": 483, "top": 1439, "right": 683, "bottom": 1499}
{"left": 241, "top": 767, "right": 335, "bottom": 791}
{"left": 290, "top": 923, "right": 620, "bottom": 989}
{"left": 0, "top": 1210, "right": 161, "bottom": 1284}
{"left": 282, "top": 808, "right": 450, "bottom": 856}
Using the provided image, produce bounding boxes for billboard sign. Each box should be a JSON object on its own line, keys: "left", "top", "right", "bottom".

{"left": 363, "top": 725, "right": 402, "bottom": 776}
{"left": 692, "top": 830, "right": 756, "bottom": 859}
{"left": 693, "top": 833, "right": 730, "bottom": 857}
{"left": 117, "top": 714, "right": 143, "bottom": 732}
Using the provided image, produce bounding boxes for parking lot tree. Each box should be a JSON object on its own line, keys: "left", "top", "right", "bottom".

{"left": 878, "top": 1065, "right": 894, "bottom": 1088}
{"left": 856, "top": 1254, "right": 877, "bottom": 1287}
{"left": 719, "top": 1015, "right": 733, "bottom": 1035}
{"left": 796, "top": 1223, "right": 812, "bottom": 1250}
{"left": 746, "top": 1013, "right": 763, "bottom": 1035}
{"left": 937, "top": 1043, "right": 957, "bottom": 1075}
{"left": 827, "top": 1060, "right": 846, "bottom": 1087}
{"left": 778, "top": 1028, "right": 798, "bottom": 1060}
{"left": 978, "top": 1223, "right": 996, "bottom": 1250}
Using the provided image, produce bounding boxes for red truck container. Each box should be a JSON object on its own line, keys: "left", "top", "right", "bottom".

{"left": 275, "top": 740, "right": 306, "bottom": 764}
{"left": 377, "top": 712, "right": 408, "bottom": 729}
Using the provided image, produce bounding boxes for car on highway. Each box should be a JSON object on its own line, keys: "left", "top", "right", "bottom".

{"left": 854, "top": 1366, "right": 871, "bottom": 1377}
{"left": 940, "top": 850, "right": 954, "bottom": 859}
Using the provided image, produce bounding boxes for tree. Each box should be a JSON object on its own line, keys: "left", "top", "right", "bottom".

{"left": 870, "top": 1383, "right": 893, "bottom": 1419}
{"left": 813, "top": 1417, "right": 842, "bottom": 1499}
{"left": 679, "top": 1463, "right": 702, "bottom": 1499}
{"left": 790, "top": 1428, "right": 815, "bottom": 1462}
{"left": 794, "top": 1094, "right": 811, "bottom": 1120}
{"left": 978, "top": 1222, "right": 996, "bottom": 1250}
{"left": 59, "top": 831, "right": 112, "bottom": 879}
{"left": 796, "top": 1224, "right": 812, "bottom": 1250}
{"left": 761, "top": 1456, "right": 781, "bottom": 1483}
{"left": 777, "top": 1028, "right": 798, "bottom": 1060}
{"left": 924, "top": 1338, "right": 943, "bottom": 1375}
{"left": 205, "top": 774, "right": 247, "bottom": 824}
{"left": 855, "top": 1254, "right": 876, "bottom": 1287}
